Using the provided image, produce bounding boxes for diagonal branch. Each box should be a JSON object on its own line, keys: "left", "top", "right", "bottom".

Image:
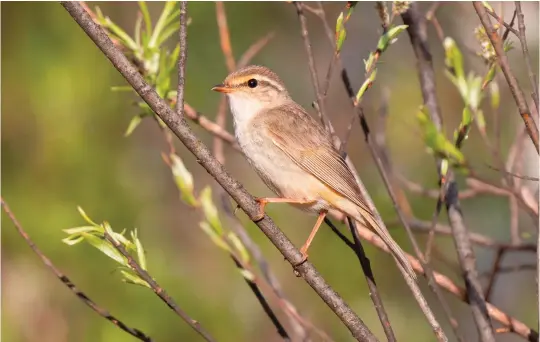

{"left": 103, "top": 232, "right": 216, "bottom": 342}
{"left": 402, "top": 4, "right": 495, "bottom": 341}
{"left": 176, "top": 1, "right": 188, "bottom": 117}
{"left": 1, "top": 198, "right": 153, "bottom": 342}
{"left": 61, "top": 2, "right": 377, "bottom": 341}
{"left": 473, "top": 1, "right": 539, "bottom": 153}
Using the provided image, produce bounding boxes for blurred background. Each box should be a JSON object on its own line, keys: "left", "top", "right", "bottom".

{"left": 2, "top": 2, "right": 539, "bottom": 342}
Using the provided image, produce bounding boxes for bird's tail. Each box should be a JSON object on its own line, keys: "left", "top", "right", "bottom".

{"left": 354, "top": 207, "right": 417, "bottom": 280}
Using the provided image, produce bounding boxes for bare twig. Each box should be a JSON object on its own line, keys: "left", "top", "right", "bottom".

{"left": 1, "top": 198, "right": 153, "bottom": 342}
{"left": 294, "top": 2, "right": 331, "bottom": 130}
{"left": 62, "top": 3, "right": 378, "bottom": 340}
{"left": 104, "top": 232, "right": 216, "bottom": 342}
{"left": 311, "top": 3, "right": 451, "bottom": 340}
{"left": 514, "top": 2, "right": 539, "bottom": 110}
{"left": 356, "top": 223, "right": 539, "bottom": 342}
{"left": 402, "top": 4, "right": 495, "bottom": 341}
{"left": 474, "top": 1, "right": 539, "bottom": 153}
{"left": 485, "top": 7, "right": 520, "bottom": 37}
{"left": 237, "top": 32, "right": 275, "bottom": 70}
{"left": 176, "top": 1, "right": 188, "bottom": 117}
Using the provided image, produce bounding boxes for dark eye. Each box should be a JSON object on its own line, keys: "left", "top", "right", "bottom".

{"left": 247, "top": 79, "right": 258, "bottom": 88}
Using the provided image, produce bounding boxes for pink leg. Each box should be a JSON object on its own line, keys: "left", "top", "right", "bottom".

{"left": 299, "top": 210, "right": 327, "bottom": 262}
{"left": 253, "top": 197, "right": 315, "bottom": 221}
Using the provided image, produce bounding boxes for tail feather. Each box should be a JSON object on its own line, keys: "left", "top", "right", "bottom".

{"left": 355, "top": 208, "right": 417, "bottom": 280}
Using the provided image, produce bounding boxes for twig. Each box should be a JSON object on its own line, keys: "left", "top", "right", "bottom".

{"left": 485, "top": 8, "right": 520, "bottom": 37}
{"left": 473, "top": 1, "right": 539, "bottom": 153}
{"left": 1, "top": 198, "right": 153, "bottom": 342}
{"left": 312, "top": 3, "right": 451, "bottom": 340}
{"left": 104, "top": 232, "right": 216, "bottom": 342}
{"left": 514, "top": 2, "right": 539, "bottom": 111}
{"left": 403, "top": 5, "right": 496, "bottom": 341}
{"left": 346, "top": 219, "right": 397, "bottom": 342}
{"left": 299, "top": 3, "right": 403, "bottom": 339}
{"left": 356, "top": 223, "right": 539, "bottom": 342}
{"left": 176, "top": 1, "right": 188, "bottom": 117}
{"left": 237, "top": 32, "right": 275, "bottom": 70}
{"left": 294, "top": 2, "right": 331, "bottom": 130}
{"left": 62, "top": 3, "right": 378, "bottom": 340}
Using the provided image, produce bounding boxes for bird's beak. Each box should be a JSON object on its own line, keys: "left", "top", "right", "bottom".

{"left": 211, "top": 84, "right": 232, "bottom": 93}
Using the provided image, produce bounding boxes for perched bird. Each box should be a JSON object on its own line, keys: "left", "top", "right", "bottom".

{"left": 212, "top": 65, "right": 415, "bottom": 279}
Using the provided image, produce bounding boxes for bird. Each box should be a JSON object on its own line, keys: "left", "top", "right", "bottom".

{"left": 212, "top": 65, "right": 415, "bottom": 279}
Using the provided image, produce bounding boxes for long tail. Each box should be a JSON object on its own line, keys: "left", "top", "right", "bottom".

{"left": 355, "top": 207, "right": 417, "bottom": 280}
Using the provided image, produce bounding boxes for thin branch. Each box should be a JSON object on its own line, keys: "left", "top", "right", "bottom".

{"left": 346, "top": 219, "right": 397, "bottom": 342}
{"left": 62, "top": 3, "right": 378, "bottom": 340}
{"left": 237, "top": 32, "right": 275, "bottom": 69}
{"left": 311, "top": 3, "right": 450, "bottom": 340}
{"left": 403, "top": 5, "right": 495, "bottom": 341}
{"left": 356, "top": 223, "right": 539, "bottom": 342}
{"left": 294, "top": 2, "right": 331, "bottom": 130}
{"left": 473, "top": 1, "right": 539, "bottom": 153}
{"left": 514, "top": 1, "right": 539, "bottom": 110}
{"left": 104, "top": 232, "right": 216, "bottom": 342}
{"left": 176, "top": 1, "right": 188, "bottom": 117}
{"left": 485, "top": 8, "right": 520, "bottom": 37}
{"left": 1, "top": 198, "right": 153, "bottom": 342}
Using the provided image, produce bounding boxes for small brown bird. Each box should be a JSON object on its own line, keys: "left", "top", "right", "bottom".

{"left": 212, "top": 65, "right": 415, "bottom": 278}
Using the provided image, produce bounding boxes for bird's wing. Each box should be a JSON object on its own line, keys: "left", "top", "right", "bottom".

{"left": 261, "top": 103, "right": 370, "bottom": 213}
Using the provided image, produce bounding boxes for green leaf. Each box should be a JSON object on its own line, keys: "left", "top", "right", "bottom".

{"left": 336, "top": 29, "right": 347, "bottom": 53}
{"left": 149, "top": 2, "right": 177, "bottom": 48}
{"left": 335, "top": 12, "right": 344, "bottom": 35}
{"left": 239, "top": 269, "right": 255, "bottom": 282}
{"left": 138, "top": 1, "right": 153, "bottom": 39}
{"left": 125, "top": 113, "right": 148, "bottom": 137}
{"left": 63, "top": 226, "right": 98, "bottom": 235}
{"left": 131, "top": 230, "right": 147, "bottom": 270}
{"left": 228, "top": 232, "right": 250, "bottom": 264}
{"left": 417, "top": 107, "right": 465, "bottom": 165}
{"left": 77, "top": 206, "right": 99, "bottom": 226}
{"left": 482, "top": 1, "right": 494, "bottom": 12}
{"left": 200, "top": 186, "right": 222, "bottom": 234}
{"left": 82, "top": 232, "right": 127, "bottom": 265}
{"left": 121, "top": 269, "right": 151, "bottom": 288}
{"left": 102, "top": 16, "right": 138, "bottom": 51}
{"left": 376, "top": 25, "right": 408, "bottom": 52}
{"left": 62, "top": 235, "right": 85, "bottom": 246}
{"left": 490, "top": 82, "right": 500, "bottom": 109}
{"left": 156, "top": 22, "right": 180, "bottom": 47}
{"left": 200, "top": 222, "right": 229, "bottom": 252}
{"left": 482, "top": 64, "right": 497, "bottom": 89}
{"left": 170, "top": 153, "right": 197, "bottom": 206}
{"left": 443, "top": 37, "right": 464, "bottom": 80}
{"left": 467, "top": 74, "right": 483, "bottom": 111}
{"left": 475, "top": 109, "right": 486, "bottom": 133}
{"left": 462, "top": 107, "right": 473, "bottom": 127}
{"left": 134, "top": 11, "right": 143, "bottom": 49}
{"left": 355, "top": 69, "right": 377, "bottom": 103}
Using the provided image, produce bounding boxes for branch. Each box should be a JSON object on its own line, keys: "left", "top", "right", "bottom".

{"left": 61, "top": 3, "right": 377, "bottom": 341}
{"left": 356, "top": 223, "right": 539, "bottom": 342}
{"left": 514, "top": 2, "right": 539, "bottom": 110}
{"left": 402, "top": 4, "right": 494, "bottom": 341}
{"left": 103, "top": 232, "right": 216, "bottom": 342}
{"left": 176, "top": 1, "right": 188, "bottom": 117}
{"left": 1, "top": 198, "right": 153, "bottom": 342}
{"left": 473, "top": 1, "right": 539, "bottom": 153}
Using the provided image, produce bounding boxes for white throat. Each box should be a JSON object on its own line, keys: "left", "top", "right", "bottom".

{"left": 227, "top": 93, "right": 266, "bottom": 130}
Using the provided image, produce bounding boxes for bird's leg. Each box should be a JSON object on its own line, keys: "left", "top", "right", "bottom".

{"left": 298, "top": 210, "right": 327, "bottom": 263}
{"left": 252, "top": 197, "right": 316, "bottom": 221}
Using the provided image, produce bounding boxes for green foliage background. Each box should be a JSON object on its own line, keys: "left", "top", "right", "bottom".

{"left": 2, "top": 2, "right": 538, "bottom": 342}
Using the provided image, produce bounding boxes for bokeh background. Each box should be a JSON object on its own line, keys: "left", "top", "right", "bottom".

{"left": 2, "top": 2, "right": 539, "bottom": 342}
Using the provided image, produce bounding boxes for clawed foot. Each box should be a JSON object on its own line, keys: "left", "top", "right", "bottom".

{"left": 292, "top": 247, "right": 309, "bottom": 268}
{"left": 235, "top": 198, "right": 267, "bottom": 221}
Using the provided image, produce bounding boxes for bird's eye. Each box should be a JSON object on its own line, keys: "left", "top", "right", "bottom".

{"left": 247, "top": 79, "right": 258, "bottom": 88}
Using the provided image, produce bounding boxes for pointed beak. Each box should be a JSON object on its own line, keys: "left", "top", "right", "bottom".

{"left": 211, "top": 84, "right": 232, "bottom": 93}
